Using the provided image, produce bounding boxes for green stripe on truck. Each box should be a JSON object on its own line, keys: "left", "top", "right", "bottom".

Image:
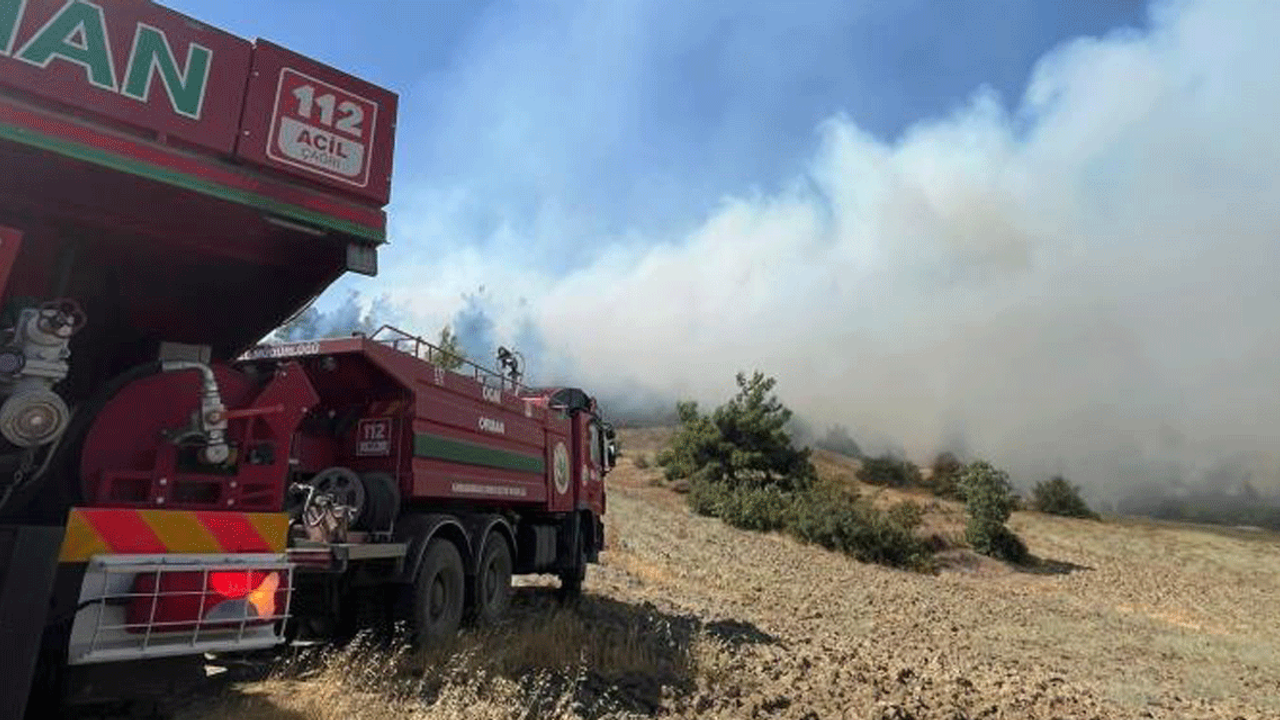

{"left": 414, "top": 433, "right": 546, "bottom": 474}
{"left": 0, "top": 119, "right": 385, "bottom": 243}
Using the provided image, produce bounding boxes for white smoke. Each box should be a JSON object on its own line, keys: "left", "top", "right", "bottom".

{"left": 396, "top": 0, "right": 1280, "bottom": 497}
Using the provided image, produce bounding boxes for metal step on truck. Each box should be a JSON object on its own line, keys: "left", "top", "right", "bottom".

{"left": 0, "top": 1, "right": 616, "bottom": 716}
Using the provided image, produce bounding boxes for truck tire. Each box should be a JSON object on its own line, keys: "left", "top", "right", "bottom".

{"left": 472, "top": 532, "right": 512, "bottom": 625}
{"left": 556, "top": 528, "right": 586, "bottom": 601}
{"left": 407, "top": 538, "right": 465, "bottom": 648}
{"left": 357, "top": 472, "right": 400, "bottom": 532}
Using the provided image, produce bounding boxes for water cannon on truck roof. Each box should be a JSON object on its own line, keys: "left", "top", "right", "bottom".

{"left": 0, "top": 1, "right": 614, "bottom": 716}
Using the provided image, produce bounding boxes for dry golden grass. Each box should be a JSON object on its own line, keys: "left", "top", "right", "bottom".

{"left": 613, "top": 428, "right": 674, "bottom": 459}
{"left": 183, "top": 588, "right": 719, "bottom": 720}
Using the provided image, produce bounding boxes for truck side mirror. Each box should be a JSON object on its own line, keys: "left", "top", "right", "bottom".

{"left": 606, "top": 441, "right": 618, "bottom": 468}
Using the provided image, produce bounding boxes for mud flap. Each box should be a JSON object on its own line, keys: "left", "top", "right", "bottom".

{"left": 0, "top": 525, "right": 63, "bottom": 720}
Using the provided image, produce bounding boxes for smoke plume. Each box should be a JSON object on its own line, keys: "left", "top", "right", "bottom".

{"left": 395, "top": 0, "right": 1280, "bottom": 500}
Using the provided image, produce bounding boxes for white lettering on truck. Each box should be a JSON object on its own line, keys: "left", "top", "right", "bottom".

{"left": 239, "top": 341, "right": 320, "bottom": 360}
{"left": 478, "top": 416, "right": 505, "bottom": 435}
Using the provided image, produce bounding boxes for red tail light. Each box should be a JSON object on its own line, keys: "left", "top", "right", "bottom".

{"left": 127, "top": 569, "right": 287, "bottom": 633}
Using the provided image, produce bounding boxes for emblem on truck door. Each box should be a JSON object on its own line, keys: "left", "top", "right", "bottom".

{"left": 553, "top": 442, "right": 569, "bottom": 494}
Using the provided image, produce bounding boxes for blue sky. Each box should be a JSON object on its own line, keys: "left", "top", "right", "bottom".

{"left": 169, "top": 0, "right": 1146, "bottom": 269}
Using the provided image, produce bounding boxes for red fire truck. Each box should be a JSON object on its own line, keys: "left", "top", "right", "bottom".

{"left": 0, "top": 1, "right": 614, "bottom": 716}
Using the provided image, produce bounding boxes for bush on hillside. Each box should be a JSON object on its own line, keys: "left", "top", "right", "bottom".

{"left": 661, "top": 372, "right": 930, "bottom": 570}
{"left": 691, "top": 478, "right": 933, "bottom": 570}
{"left": 815, "top": 424, "right": 863, "bottom": 457}
{"left": 659, "top": 371, "right": 816, "bottom": 494}
{"left": 1031, "top": 476, "right": 1100, "bottom": 519}
{"left": 886, "top": 499, "right": 925, "bottom": 529}
{"left": 959, "top": 461, "right": 1028, "bottom": 563}
{"left": 688, "top": 481, "right": 793, "bottom": 532}
{"left": 787, "top": 486, "right": 926, "bottom": 569}
{"left": 857, "top": 454, "right": 922, "bottom": 488}
{"left": 928, "top": 451, "right": 965, "bottom": 500}
{"left": 788, "top": 485, "right": 932, "bottom": 571}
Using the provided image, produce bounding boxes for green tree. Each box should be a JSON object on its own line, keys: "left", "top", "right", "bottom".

{"left": 273, "top": 306, "right": 321, "bottom": 341}
{"left": 817, "top": 424, "right": 862, "bottom": 457}
{"left": 268, "top": 291, "right": 395, "bottom": 342}
{"left": 1031, "top": 476, "right": 1100, "bottom": 519}
{"left": 960, "top": 461, "right": 1028, "bottom": 562}
{"left": 431, "top": 325, "right": 467, "bottom": 370}
{"left": 857, "top": 454, "right": 922, "bottom": 488}
{"left": 659, "top": 371, "right": 935, "bottom": 572}
{"left": 928, "top": 451, "right": 965, "bottom": 500}
{"left": 659, "top": 371, "right": 816, "bottom": 496}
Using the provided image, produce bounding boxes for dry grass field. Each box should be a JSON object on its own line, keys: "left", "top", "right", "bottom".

{"left": 166, "top": 427, "right": 1280, "bottom": 720}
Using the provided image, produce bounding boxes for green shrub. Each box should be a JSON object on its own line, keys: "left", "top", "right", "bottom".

{"left": 928, "top": 451, "right": 965, "bottom": 500}
{"left": 886, "top": 499, "right": 925, "bottom": 529}
{"left": 633, "top": 454, "right": 652, "bottom": 470}
{"left": 690, "top": 479, "right": 933, "bottom": 571}
{"left": 658, "top": 371, "right": 816, "bottom": 493}
{"left": 857, "top": 455, "right": 922, "bottom": 488}
{"left": 1031, "top": 476, "right": 1099, "bottom": 519}
{"left": 788, "top": 485, "right": 932, "bottom": 571}
{"left": 815, "top": 424, "right": 862, "bottom": 457}
{"left": 959, "top": 461, "right": 1028, "bottom": 563}
{"left": 662, "top": 371, "right": 933, "bottom": 571}
{"left": 981, "top": 525, "right": 1028, "bottom": 563}
{"left": 718, "top": 485, "right": 795, "bottom": 532}
{"left": 688, "top": 473, "right": 794, "bottom": 532}
{"left": 686, "top": 474, "right": 724, "bottom": 517}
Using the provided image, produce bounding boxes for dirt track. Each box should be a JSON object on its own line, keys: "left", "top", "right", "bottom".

{"left": 171, "top": 431, "right": 1280, "bottom": 720}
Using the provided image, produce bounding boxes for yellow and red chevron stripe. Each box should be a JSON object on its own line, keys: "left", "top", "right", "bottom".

{"left": 59, "top": 508, "right": 289, "bottom": 563}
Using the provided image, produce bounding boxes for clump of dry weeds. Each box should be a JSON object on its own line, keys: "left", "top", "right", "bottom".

{"left": 197, "top": 592, "right": 725, "bottom": 720}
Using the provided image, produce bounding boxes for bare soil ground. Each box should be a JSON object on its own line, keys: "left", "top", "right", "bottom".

{"left": 166, "top": 428, "right": 1278, "bottom": 719}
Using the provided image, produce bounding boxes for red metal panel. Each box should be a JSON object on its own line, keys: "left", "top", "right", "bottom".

{"left": 0, "top": 224, "right": 21, "bottom": 300}
{"left": 237, "top": 41, "right": 397, "bottom": 205}
{"left": 415, "top": 386, "right": 547, "bottom": 449}
{"left": 80, "top": 362, "right": 316, "bottom": 512}
{"left": 0, "top": 96, "right": 388, "bottom": 241}
{"left": 0, "top": 0, "right": 253, "bottom": 154}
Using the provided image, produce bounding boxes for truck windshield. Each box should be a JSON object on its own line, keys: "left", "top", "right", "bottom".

{"left": 588, "top": 422, "right": 601, "bottom": 466}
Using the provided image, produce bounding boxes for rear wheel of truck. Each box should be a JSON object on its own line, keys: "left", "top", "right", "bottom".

{"left": 473, "top": 532, "right": 513, "bottom": 625}
{"left": 408, "top": 538, "right": 465, "bottom": 649}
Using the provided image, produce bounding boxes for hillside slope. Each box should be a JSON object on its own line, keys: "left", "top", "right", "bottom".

{"left": 594, "top": 452, "right": 1279, "bottom": 719}
{"left": 185, "top": 430, "right": 1280, "bottom": 720}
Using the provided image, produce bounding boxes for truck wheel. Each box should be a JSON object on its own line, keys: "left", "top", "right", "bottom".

{"left": 357, "top": 472, "right": 400, "bottom": 532}
{"left": 556, "top": 531, "right": 586, "bottom": 601}
{"left": 409, "top": 538, "right": 465, "bottom": 648}
{"left": 473, "top": 532, "right": 512, "bottom": 625}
